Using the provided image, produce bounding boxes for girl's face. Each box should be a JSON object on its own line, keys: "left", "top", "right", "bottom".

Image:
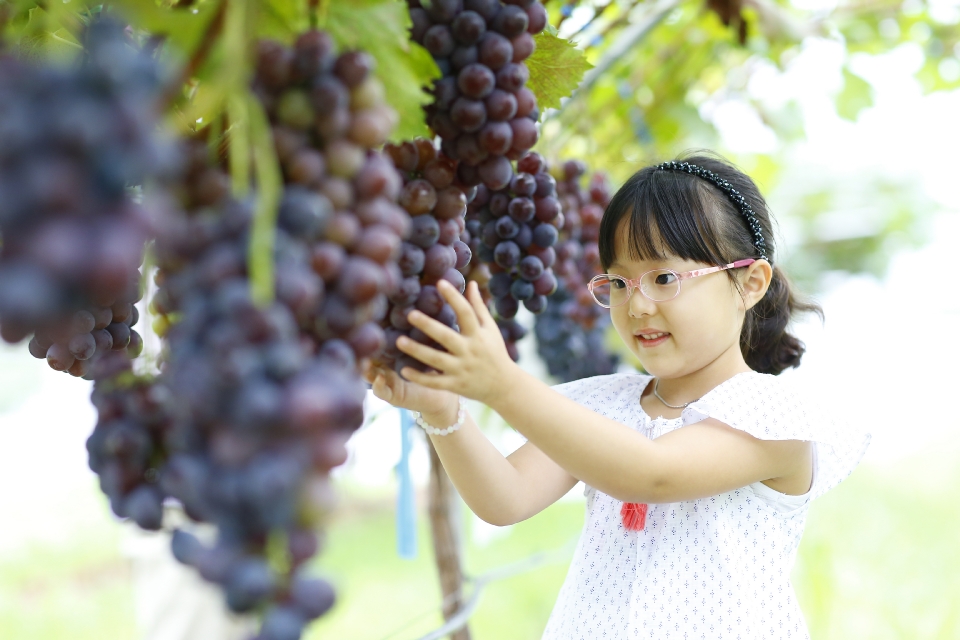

{"left": 606, "top": 225, "right": 753, "bottom": 379}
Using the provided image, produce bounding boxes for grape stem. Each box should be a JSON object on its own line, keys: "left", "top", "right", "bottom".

{"left": 158, "top": 0, "right": 227, "bottom": 112}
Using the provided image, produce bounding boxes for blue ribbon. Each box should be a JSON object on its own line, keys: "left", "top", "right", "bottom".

{"left": 396, "top": 408, "right": 417, "bottom": 559}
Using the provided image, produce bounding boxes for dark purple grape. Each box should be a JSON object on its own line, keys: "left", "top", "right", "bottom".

{"left": 489, "top": 192, "right": 510, "bottom": 216}
{"left": 534, "top": 196, "right": 560, "bottom": 222}
{"left": 451, "top": 46, "right": 480, "bottom": 72}
{"left": 533, "top": 270, "right": 558, "bottom": 296}
{"left": 532, "top": 223, "right": 558, "bottom": 248}
{"left": 489, "top": 272, "right": 512, "bottom": 298}
{"left": 434, "top": 187, "right": 468, "bottom": 220}
{"left": 397, "top": 243, "right": 426, "bottom": 278}
{"left": 423, "top": 0, "right": 464, "bottom": 23}
{"left": 416, "top": 285, "right": 445, "bottom": 316}
{"left": 424, "top": 244, "right": 457, "bottom": 279}
{"left": 390, "top": 277, "right": 421, "bottom": 307}
{"left": 291, "top": 576, "right": 336, "bottom": 620}
{"left": 430, "top": 77, "right": 460, "bottom": 111}
{"left": 46, "top": 343, "right": 75, "bottom": 371}
{"left": 465, "top": 0, "right": 500, "bottom": 20}
{"left": 409, "top": 215, "right": 441, "bottom": 249}
{"left": 452, "top": 240, "right": 472, "bottom": 269}
{"left": 107, "top": 322, "right": 131, "bottom": 350}
{"left": 507, "top": 197, "right": 536, "bottom": 223}
{"left": 485, "top": 90, "right": 518, "bottom": 121}
{"left": 455, "top": 133, "right": 489, "bottom": 166}
{"left": 494, "top": 241, "right": 521, "bottom": 268}
{"left": 519, "top": 255, "right": 544, "bottom": 281}
{"left": 452, "top": 11, "right": 487, "bottom": 45}
{"left": 28, "top": 336, "right": 48, "bottom": 359}
{"left": 337, "top": 257, "right": 384, "bottom": 304}
{"left": 495, "top": 216, "right": 520, "bottom": 240}
{"left": 495, "top": 295, "right": 519, "bottom": 318}
{"left": 478, "top": 121, "right": 513, "bottom": 155}
{"left": 423, "top": 25, "right": 456, "bottom": 58}
{"left": 450, "top": 98, "right": 487, "bottom": 133}
{"left": 534, "top": 172, "right": 556, "bottom": 198}
{"left": 126, "top": 330, "right": 144, "bottom": 358}
{"left": 430, "top": 111, "right": 462, "bottom": 140}
{"left": 514, "top": 223, "right": 532, "bottom": 249}
{"left": 457, "top": 63, "right": 496, "bottom": 99}
{"left": 390, "top": 305, "right": 415, "bottom": 331}
{"left": 526, "top": 2, "right": 549, "bottom": 34}
{"left": 441, "top": 267, "right": 468, "bottom": 294}
{"left": 510, "top": 117, "right": 539, "bottom": 152}
{"left": 478, "top": 155, "right": 513, "bottom": 190}
{"left": 423, "top": 156, "right": 458, "bottom": 189}
{"left": 399, "top": 179, "right": 438, "bottom": 215}
{"left": 334, "top": 51, "right": 374, "bottom": 87}
{"left": 92, "top": 328, "right": 114, "bottom": 352}
{"left": 260, "top": 606, "right": 306, "bottom": 640}
{"left": 515, "top": 86, "right": 536, "bottom": 117}
{"left": 511, "top": 32, "right": 536, "bottom": 62}
{"left": 69, "top": 332, "right": 97, "bottom": 360}
{"left": 478, "top": 33, "right": 513, "bottom": 70}
{"left": 492, "top": 5, "right": 530, "bottom": 37}
{"left": 523, "top": 293, "right": 547, "bottom": 313}
{"left": 510, "top": 278, "right": 534, "bottom": 301}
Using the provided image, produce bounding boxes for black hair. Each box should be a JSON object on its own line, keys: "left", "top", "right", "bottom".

{"left": 598, "top": 152, "right": 823, "bottom": 375}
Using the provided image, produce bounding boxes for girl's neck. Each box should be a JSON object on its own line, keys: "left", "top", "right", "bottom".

{"left": 643, "top": 347, "right": 753, "bottom": 416}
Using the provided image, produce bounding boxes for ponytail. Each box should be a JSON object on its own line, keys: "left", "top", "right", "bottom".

{"left": 741, "top": 264, "right": 823, "bottom": 376}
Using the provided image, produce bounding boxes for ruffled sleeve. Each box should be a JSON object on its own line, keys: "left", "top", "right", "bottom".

{"left": 681, "top": 371, "right": 871, "bottom": 500}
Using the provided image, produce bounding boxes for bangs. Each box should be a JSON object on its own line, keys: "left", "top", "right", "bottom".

{"left": 598, "top": 167, "right": 730, "bottom": 270}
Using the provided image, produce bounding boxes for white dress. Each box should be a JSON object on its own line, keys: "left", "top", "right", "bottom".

{"left": 541, "top": 371, "right": 871, "bottom": 640}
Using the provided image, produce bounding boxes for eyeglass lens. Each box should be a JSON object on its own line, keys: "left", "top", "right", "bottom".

{"left": 591, "top": 270, "right": 680, "bottom": 306}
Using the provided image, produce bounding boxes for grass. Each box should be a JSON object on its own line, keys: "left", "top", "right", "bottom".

{"left": 2, "top": 439, "right": 959, "bottom": 639}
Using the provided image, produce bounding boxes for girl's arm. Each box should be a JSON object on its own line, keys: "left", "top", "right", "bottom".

{"left": 397, "top": 280, "right": 811, "bottom": 504}
{"left": 367, "top": 368, "right": 579, "bottom": 526}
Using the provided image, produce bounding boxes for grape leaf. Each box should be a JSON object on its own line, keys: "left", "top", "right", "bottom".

{"left": 322, "top": 0, "right": 439, "bottom": 140}
{"left": 526, "top": 32, "right": 592, "bottom": 112}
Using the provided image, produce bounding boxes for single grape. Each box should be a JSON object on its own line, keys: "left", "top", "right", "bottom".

{"left": 478, "top": 33, "right": 513, "bottom": 70}
{"left": 510, "top": 278, "right": 535, "bottom": 301}
{"left": 494, "top": 241, "right": 521, "bottom": 268}
{"left": 485, "top": 89, "right": 518, "bottom": 121}
{"left": 478, "top": 155, "right": 513, "bottom": 190}
{"left": 457, "top": 63, "right": 496, "bottom": 100}
{"left": 409, "top": 215, "right": 441, "bottom": 250}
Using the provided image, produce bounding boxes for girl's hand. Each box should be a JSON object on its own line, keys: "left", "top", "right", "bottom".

{"left": 394, "top": 279, "right": 517, "bottom": 407}
{"left": 363, "top": 361, "right": 459, "bottom": 421}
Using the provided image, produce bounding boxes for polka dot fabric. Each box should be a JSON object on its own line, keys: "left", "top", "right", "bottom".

{"left": 540, "top": 371, "right": 870, "bottom": 640}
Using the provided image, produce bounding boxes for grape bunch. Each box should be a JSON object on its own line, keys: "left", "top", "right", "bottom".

{"left": 379, "top": 138, "right": 474, "bottom": 374}
{"left": 113, "top": 32, "right": 411, "bottom": 640}
{"left": 534, "top": 161, "right": 619, "bottom": 382}
{"left": 0, "top": 19, "right": 170, "bottom": 348}
{"left": 87, "top": 376, "right": 173, "bottom": 531}
{"left": 463, "top": 152, "right": 560, "bottom": 357}
{"left": 410, "top": 0, "right": 548, "bottom": 191}
{"left": 25, "top": 274, "right": 145, "bottom": 379}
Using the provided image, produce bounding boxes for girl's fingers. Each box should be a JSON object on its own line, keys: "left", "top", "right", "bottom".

{"left": 407, "top": 309, "right": 463, "bottom": 352}
{"left": 396, "top": 335, "right": 458, "bottom": 372}
{"left": 399, "top": 367, "right": 455, "bottom": 392}
{"left": 436, "top": 280, "right": 480, "bottom": 335}
{"left": 467, "top": 281, "right": 494, "bottom": 327}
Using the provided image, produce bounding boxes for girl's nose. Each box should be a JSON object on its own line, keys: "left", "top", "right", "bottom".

{"left": 627, "top": 287, "right": 657, "bottom": 318}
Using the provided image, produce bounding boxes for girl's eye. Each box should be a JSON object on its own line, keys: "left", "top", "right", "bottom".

{"left": 654, "top": 272, "right": 677, "bottom": 286}
{"left": 610, "top": 278, "right": 627, "bottom": 289}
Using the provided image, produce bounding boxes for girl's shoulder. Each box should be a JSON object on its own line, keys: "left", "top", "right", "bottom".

{"left": 551, "top": 372, "right": 651, "bottom": 415}
{"left": 683, "top": 370, "right": 871, "bottom": 499}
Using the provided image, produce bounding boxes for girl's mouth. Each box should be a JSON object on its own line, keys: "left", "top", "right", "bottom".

{"left": 635, "top": 332, "right": 670, "bottom": 347}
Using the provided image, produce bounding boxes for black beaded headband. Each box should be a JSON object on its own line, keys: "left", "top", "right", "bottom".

{"left": 654, "top": 161, "right": 770, "bottom": 264}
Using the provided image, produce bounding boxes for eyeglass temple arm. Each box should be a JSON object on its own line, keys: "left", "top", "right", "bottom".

{"left": 679, "top": 258, "right": 756, "bottom": 280}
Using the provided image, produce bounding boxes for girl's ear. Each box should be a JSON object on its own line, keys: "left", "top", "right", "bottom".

{"left": 741, "top": 259, "right": 772, "bottom": 311}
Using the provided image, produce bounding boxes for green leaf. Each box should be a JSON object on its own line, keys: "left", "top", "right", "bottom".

{"left": 835, "top": 67, "right": 874, "bottom": 121}
{"left": 526, "top": 32, "right": 592, "bottom": 112}
{"left": 322, "top": 0, "right": 439, "bottom": 140}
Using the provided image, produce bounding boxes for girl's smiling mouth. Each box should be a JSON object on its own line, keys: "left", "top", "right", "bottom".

{"left": 634, "top": 331, "right": 670, "bottom": 347}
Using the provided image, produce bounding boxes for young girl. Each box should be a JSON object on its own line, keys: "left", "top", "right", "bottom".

{"left": 365, "top": 155, "right": 871, "bottom": 639}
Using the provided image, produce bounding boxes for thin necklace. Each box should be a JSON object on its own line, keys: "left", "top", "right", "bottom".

{"left": 653, "top": 378, "right": 701, "bottom": 409}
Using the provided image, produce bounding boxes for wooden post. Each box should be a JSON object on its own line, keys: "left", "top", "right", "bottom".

{"left": 427, "top": 440, "right": 471, "bottom": 640}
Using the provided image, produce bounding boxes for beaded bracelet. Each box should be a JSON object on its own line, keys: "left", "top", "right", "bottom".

{"left": 413, "top": 396, "right": 466, "bottom": 436}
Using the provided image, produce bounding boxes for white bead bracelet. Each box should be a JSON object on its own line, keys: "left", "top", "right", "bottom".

{"left": 413, "top": 397, "right": 466, "bottom": 436}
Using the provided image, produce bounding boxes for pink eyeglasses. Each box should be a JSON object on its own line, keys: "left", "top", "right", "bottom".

{"left": 588, "top": 259, "right": 757, "bottom": 307}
